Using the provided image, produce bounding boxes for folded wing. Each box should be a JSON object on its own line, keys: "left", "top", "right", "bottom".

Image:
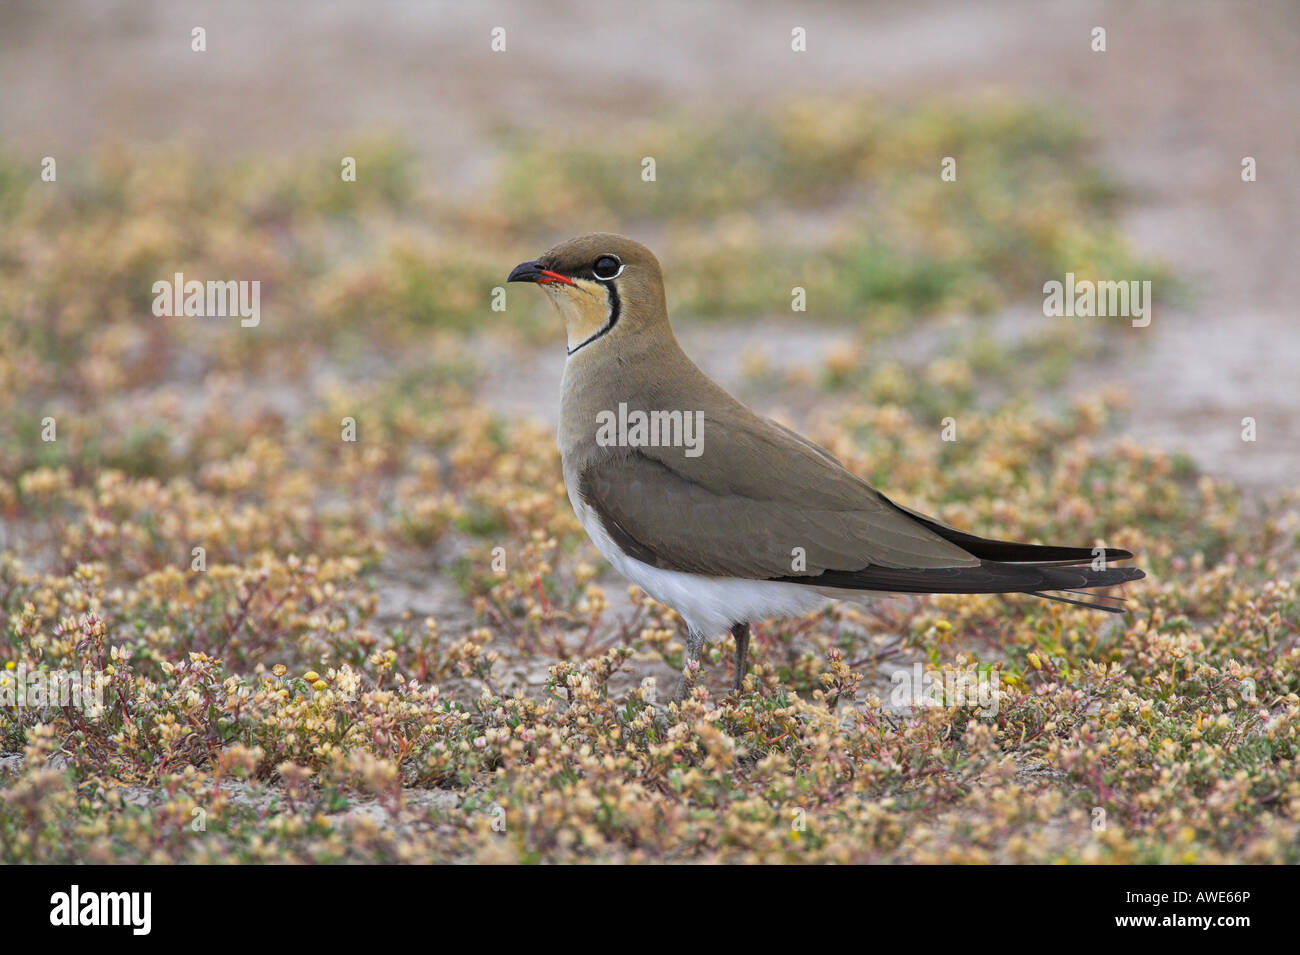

{"left": 576, "top": 412, "right": 1142, "bottom": 610}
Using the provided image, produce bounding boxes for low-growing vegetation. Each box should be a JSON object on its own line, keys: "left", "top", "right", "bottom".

{"left": 1, "top": 97, "right": 1294, "bottom": 863}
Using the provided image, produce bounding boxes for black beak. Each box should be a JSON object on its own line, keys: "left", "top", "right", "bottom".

{"left": 508, "top": 260, "right": 544, "bottom": 283}
{"left": 508, "top": 260, "right": 575, "bottom": 286}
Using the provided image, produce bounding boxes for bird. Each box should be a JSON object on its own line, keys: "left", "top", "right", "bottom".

{"left": 508, "top": 233, "right": 1145, "bottom": 699}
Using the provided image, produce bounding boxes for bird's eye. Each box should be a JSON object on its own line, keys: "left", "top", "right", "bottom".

{"left": 592, "top": 255, "right": 622, "bottom": 280}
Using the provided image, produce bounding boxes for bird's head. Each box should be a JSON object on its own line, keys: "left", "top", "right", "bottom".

{"left": 508, "top": 233, "right": 667, "bottom": 356}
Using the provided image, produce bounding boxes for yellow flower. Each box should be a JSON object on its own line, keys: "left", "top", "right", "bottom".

{"left": 304, "top": 670, "right": 320, "bottom": 683}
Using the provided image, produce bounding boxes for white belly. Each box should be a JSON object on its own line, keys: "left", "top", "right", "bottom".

{"left": 566, "top": 481, "right": 831, "bottom": 639}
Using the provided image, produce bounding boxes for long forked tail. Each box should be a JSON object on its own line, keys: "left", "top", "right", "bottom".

{"left": 798, "top": 560, "right": 1145, "bottom": 612}
{"left": 877, "top": 494, "right": 1145, "bottom": 612}
{"left": 787, "top": 494, "right": 1147, "bottom": 613}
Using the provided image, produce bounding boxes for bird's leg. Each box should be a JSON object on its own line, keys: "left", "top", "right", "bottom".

{"left": 731, "top": 622, "right": 750, "bottom": 692}
{"left": 674, "top": 629, "right": 706, "bottom": 702}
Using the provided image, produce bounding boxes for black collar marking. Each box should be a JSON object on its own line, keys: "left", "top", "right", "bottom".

{"left": 566, "top": 281, "right": 621, "bottom": 356}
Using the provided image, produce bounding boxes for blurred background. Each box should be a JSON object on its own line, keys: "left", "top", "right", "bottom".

{"left": 1, "top": 1, "right": 1298, "bottom": 864}
{"left": 3, "top": 0, "right": 1297, "bottom": 490}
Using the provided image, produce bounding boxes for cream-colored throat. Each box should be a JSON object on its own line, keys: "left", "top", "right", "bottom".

{"left": 543, "top": 279, "right": 614, "bottom": 354}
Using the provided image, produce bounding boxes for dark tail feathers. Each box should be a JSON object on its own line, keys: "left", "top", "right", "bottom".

{"left": 789, "top": 494, "right": 1147, "bottom": 613}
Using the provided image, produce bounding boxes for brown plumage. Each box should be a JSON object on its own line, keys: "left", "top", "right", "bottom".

{"left": 509, "top": 233, "right": 1145, "bottom": 694}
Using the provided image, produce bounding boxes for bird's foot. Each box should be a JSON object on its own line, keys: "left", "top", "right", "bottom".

{"left": 673, "top": 630, "right": 706, "bottom": 703}
{"left": 673, "top": 658, "right": 701, "bottom": 703}
{"left": 730, "top": 622, "right": 751, "bottom": 694}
